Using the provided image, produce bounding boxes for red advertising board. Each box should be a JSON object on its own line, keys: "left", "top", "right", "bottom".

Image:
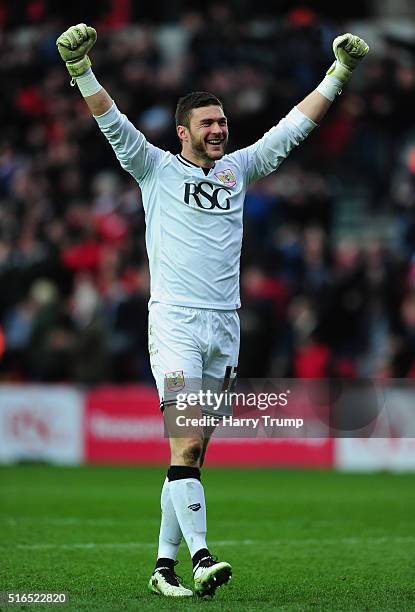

{"left": 85, "top": 386, "right": 333, "bottom": 467}
{"left": 206, "top": 438, "right": 334, "bottom": 467}
{"left": 85, "top": 385, "right": 169, "bottom": 464}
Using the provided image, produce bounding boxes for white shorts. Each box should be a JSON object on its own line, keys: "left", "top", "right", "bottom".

{"left": 148, "top": 302, "right": 239, "bottom": 414}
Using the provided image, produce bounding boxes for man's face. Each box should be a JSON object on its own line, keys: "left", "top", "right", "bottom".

{"left": 180, "top": 105, "right": 229, "bottom": 164}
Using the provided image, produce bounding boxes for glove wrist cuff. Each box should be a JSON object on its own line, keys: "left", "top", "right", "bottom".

{"left": 326, "top": 60, "right": 353, "bottom": 85}
{"left": 66, "top": 56, "right": 91, "bottom": 79}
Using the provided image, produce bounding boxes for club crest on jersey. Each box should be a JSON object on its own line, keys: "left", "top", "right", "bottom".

{"left": 165, "top": 370, "right": 185, "bottom": 391}
{"left": 214, "top": 168, "right": 237, "bottom": 188}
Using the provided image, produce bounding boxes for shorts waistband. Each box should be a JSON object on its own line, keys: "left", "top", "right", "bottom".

{"left": 150, "top": 301, "right": 237, "bottom": 314}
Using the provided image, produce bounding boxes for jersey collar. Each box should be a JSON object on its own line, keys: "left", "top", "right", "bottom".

{"left": 177, "top": 154, "right": 215, "bottom": 175}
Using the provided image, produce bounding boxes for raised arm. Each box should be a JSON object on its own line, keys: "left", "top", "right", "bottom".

{"left": 56, "top": 24, "right": 163, "bottom": 184}
{"left": 56, "top": 24, "right": 112, "bottom": 116}
{"left": 232, "top": 33, "right": 369, "bottom": 184}
{"left": 297, "top": 33, "right": 369, "bottom": 123}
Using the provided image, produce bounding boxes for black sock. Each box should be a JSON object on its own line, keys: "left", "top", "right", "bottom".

{"left": 155, "top": 557, "right": 175, "bottom": 570}
{"left": 167, "top": 465, "right": 201, "bottom": 481}
{"left": 192, "top": 547, "right": 210, "bottom": 568}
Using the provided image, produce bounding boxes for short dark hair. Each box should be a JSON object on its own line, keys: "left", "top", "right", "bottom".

{"left": 175, "top": 91, "right": 223, "bottom": 128}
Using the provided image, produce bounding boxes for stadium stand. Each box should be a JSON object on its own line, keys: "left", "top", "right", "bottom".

{"left": 1, "top": 1, "right": 415, "bottom": 382}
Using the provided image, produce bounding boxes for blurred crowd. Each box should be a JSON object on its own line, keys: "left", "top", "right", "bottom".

{"left": 1, "top": 1, "right": 415, "bottom": 383}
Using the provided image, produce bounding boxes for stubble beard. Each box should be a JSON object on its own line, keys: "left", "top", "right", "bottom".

{"left": 189, "top": 133, "right": 228, "bottom": 165}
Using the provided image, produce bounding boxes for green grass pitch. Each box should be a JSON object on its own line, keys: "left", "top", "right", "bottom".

{"left": 1, "top": 465, "right": 415, "bottom": 611}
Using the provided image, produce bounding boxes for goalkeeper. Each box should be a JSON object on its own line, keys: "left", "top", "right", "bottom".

{"left": 56, "top": 24, "right": 369, "bottom": 599}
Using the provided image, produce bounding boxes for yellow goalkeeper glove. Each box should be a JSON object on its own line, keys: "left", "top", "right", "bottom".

{"left": 56, "top": 23, "right": 97, "bottom": 79}
{"left": 327, "top": 33, "right": 369, "bottom": 84}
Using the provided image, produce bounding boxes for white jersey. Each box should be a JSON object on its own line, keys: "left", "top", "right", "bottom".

{"left": 95, "top": 103, "right": 316, "bottom": 310}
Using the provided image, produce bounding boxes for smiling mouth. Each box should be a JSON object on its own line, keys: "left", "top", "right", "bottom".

{"left": 206, "top": 140, "right": 223, "bottom": 145}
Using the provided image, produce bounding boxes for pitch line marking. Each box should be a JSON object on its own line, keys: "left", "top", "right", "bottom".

{"left": 2, "top": 537, "right": 415, "bottom": 551}
{"left": 2, "top": 517, "right": 158, "bottom": 526}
